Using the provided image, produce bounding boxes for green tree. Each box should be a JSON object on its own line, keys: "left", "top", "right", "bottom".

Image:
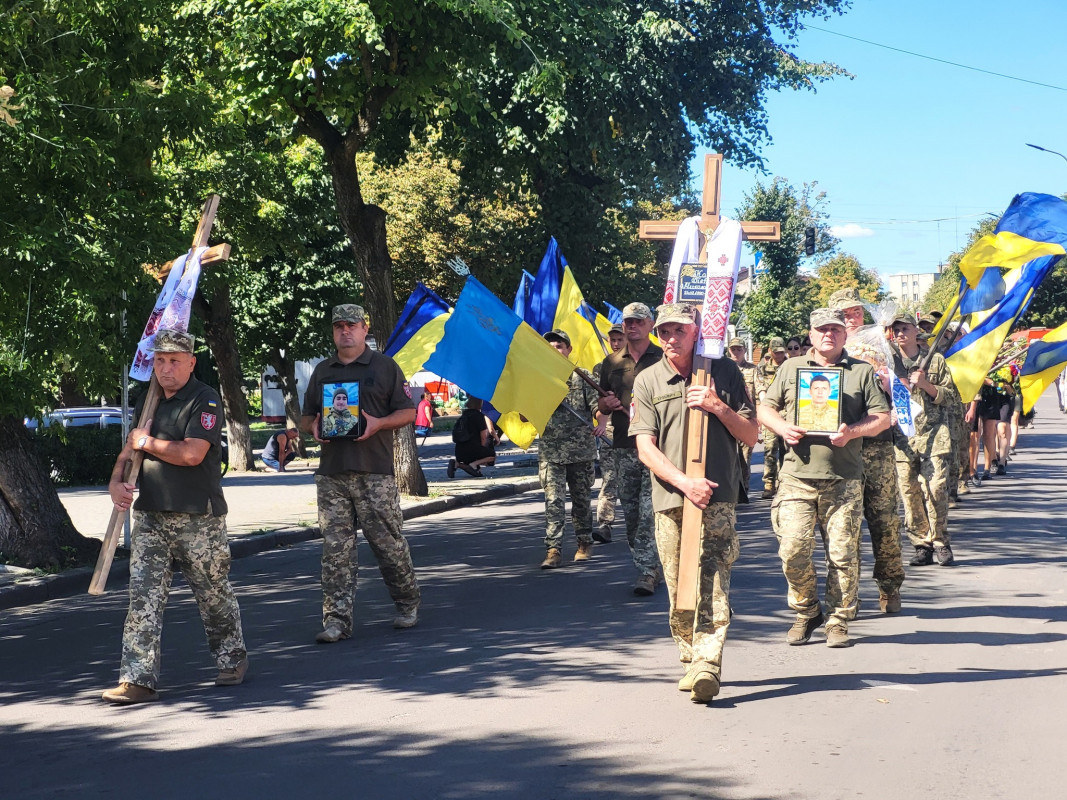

{"left": 811, "top": 253, "right": 884, "bottom": 308}
{"left": 735, "top": 178, "right": 838, "bottom": 343}
{"left": 0, "top": 0, "right": 199, "bottom": 567}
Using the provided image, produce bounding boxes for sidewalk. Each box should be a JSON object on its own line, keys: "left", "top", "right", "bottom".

{"left": 0, "top": 432, "right": 544, "bottom": 610}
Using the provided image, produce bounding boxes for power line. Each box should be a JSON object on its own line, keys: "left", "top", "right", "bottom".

{"left": 806, "top": 25, "right": 1067, "bottom": 93}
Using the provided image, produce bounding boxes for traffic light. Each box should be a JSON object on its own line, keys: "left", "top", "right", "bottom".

{"left": 804, "top": 227, "right": 816, "bottom": 256}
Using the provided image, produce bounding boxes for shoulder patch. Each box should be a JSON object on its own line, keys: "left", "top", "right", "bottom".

{"left": 403, "top": 382, "right": 412, "bottom": 398}
{"left": 200, "top": 412, "right": 217, "bottom": 430}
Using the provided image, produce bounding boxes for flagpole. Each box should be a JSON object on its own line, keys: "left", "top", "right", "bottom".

{"left": 919, "top": 288, "right": 965, "bottom": 369}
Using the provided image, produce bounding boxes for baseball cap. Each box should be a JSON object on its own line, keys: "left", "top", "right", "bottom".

{"left": 728, "top": 337, "right": 746, "bottom": 349}
{"left": 768, "top": 336, "right": 787, "bottom": 353}
{"left": 621, "top": 302, "right": 653, "bottom": 321}
{"left": 332, "top": 304, "right": 367, "bottom": 324}
{"left": 810, "top": 308, "right": 846, "bottom": 328}
{"left": 654, "top": 303, "right": 699, "bottom": 328}
{"left": 543, "top": 329, "right": 571, "bottom": 346}
{"left": 152, "top": 329, "right": 195, "bottom": 353}
{"left": 828, "top": 287, "right": 863, "bottom": 310}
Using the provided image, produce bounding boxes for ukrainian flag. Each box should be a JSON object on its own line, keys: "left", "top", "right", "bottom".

{"left": 959, "top": 193, "right": 1067, "bottom": 288}
{"left": 1020, "top": 322, "right": 1067, "bottom": 413}
{"left": 945, "top": 255, "right": 1059, "bottom": 402}
{"left": 513, "top": 270, "right": 535, "bottom": 318}
{"left": 425, "top": 276, "right": 573, "bottom": 449}
{"left": 383, "top": 283, "right": 451, "bottom": 379}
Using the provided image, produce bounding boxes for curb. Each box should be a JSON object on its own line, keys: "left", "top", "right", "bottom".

{"left": 0, "top": 477, "right": 542, "bottom": 613}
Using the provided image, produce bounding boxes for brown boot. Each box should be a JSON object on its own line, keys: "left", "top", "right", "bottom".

{"left": 540, "top": 548, "right": 563, "bottom": 569}
{"left": 689, "top": 664, "right": 721, "bottom": 703}
{"left": 215, "top": 657, "right": 249, "bottom": 687}
{"left": 573, "top": 542, "right": 593, "bottom": 562}
{"left": 879, "top": 591, "right": 902, "bottom": 614}
{"left": 101, "top": 682, "right": 159, "bottom": 705}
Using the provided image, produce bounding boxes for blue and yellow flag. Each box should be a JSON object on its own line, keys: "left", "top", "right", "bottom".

{"left": 512, "top": 270, "right": 535, "bottom": 318}
{"left": 1020, "top": 322, "right": 1067, "bottom": 413}
{"left": 425, "top": 276, "right": 573, "bottom": 448}
{"left": 382, "top": 283, "right": 451, "bottom": 379}
{"left": 945, "top": 255, "right": 1058, "bottom": 402}
{"left": 604, "top": 302, "right": 623, "bottom": 325}
{"left": 958, "top": 193, "right": 1067, "bottom": 289}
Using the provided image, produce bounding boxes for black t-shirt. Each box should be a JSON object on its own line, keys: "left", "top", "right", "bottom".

{"left": 134, "top": 377, "right": 227, "bottom": 516}
{"left": 303, "top": 348, "right": 414, "bottom": 476}
{"left": 598, "top": 343, "right": 663, "bottom": 448}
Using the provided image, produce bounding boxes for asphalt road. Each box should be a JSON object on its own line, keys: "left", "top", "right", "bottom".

{"left": 2, "top": 395, "right": 1066, "bottom": 799}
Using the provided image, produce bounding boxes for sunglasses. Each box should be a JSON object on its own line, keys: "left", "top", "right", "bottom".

{"left": 787, "top": 345, "right": 802, "bottom": 351}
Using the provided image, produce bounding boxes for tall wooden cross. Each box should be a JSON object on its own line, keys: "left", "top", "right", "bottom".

{"left": 89, "top": 196, "right": 231, "bottom": 595}
{"left": 639, "top": 154, "right": 780, "bottom": 612}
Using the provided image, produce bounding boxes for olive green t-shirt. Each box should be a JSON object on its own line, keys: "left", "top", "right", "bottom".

{"left": 629, "top": 356, "right": 754, "bottom": 512}
{"left": 303, "top": 348, "right": 414, "bottom": 476}
{"left": 598, "top": 343, "right": 663, "bottom": 448}
{"left": 134, "top": 377, "right": 227, "bottom": 516}
{"left": 761, "top": 352, "right": 889, "bottom": 481}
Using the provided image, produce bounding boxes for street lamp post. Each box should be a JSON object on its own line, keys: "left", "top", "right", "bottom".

{"left": 1026, "top": 143, "right": 1067, "bottom": 165}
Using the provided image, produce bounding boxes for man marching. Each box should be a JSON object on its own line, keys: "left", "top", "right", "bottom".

{"left": 726, "top": 336, "right": 763, "bottom": 500}
{"left": 759, "top": 309, "right": 890, "bottom": 648}
{"left": 301, "top": 304, "right": 421, "bottom": 642}
{"left": 102, "top": 329, "right": 247, "bottom": 704}
{"left": 631, "top": 304, "right": 757, "bottom": 703}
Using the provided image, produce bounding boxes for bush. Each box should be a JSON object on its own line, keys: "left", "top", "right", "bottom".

{"left": 33, "top": 427, "right": 125, "bottom": 486}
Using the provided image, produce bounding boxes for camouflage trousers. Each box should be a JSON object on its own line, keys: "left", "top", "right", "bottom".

{"left": 316, "top": 472, "right": 421, "bottom": 635}
{"left": 862, "top": 440, "right": 905, "bottom": 595}
{"left": 655, "top": 505, "right": 738, "bottom": 672}
{"left": 738, "top": 442, "right": 753, "bottom": 498}
{"left": 614, "top": 448, "right": 661, "bottom": 577}
{"left": 895, "top": 454, "right": 951, "bottom": 548}
{"left": 596, "top": 440, "right": 617, "bottom": 529}
{"left": 771, "top": 475, "right": 864, "bottom": 628}
{"left": 952, "top": 413, "right": 970, "bottom": 484}
{"left": 761, "top": 425, "right": 782, "bottom": 490}
{"left": 539, "top": 458, "right": 595, "bottom": 550}
{"left": 120, "top": 511, "right": 246, "bottom": 689}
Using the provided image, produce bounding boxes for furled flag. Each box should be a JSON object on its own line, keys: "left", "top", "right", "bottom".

{"left": 383, "top": 283, "right": 452, "bottom": 379}
{"left": 425, "top": 276, "right": 574, "bottom": 448}
{"left": 512, "top": 270, "right": 535, "bottom": 318}
{"left": 1019, "top": 322, "right": 1067, "bottom": 413}
{"left": 130, "top": 246, "right": 207, "bottom": 381}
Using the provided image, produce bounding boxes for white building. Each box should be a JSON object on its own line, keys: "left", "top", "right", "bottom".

{"left": 884, "top": 271, "right": 941, "bottom": 305}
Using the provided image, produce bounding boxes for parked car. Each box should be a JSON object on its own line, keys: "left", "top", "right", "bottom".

{"left": 24, "top": 406, "right": 132, "bottom": 431}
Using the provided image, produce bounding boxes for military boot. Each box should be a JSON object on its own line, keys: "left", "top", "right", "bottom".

{"left": 573, "top": 542, "right": 593, "bottom": 562}
{"left": 540, "top": 548, "right": 563, "bottom": 569}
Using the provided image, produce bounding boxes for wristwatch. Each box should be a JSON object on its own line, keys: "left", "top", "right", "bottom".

{"left": 137, "top": 436, "right": 148, "bottom": 450}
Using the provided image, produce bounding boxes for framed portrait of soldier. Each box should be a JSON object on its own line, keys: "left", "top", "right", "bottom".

{"left": 795, "top": 368, "right": 843, "bottom": 435}
{"left": 320, "top": 381, "right": 363, "bottom": 439}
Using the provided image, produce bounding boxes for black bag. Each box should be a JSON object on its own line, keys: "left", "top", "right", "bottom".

{"left": 452, "top": 412, "right": 475, "bottom": 443}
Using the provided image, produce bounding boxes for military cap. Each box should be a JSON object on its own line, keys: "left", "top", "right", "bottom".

{"left": 918, "top": 311, "right": 940, "bottom": 324}
{"left": 810, "top": 308, "right": 846, "bottom": 328}
{"left": 890, "top": 313, "right": 918, "bottom": 327}
{"left": 768, "top": 336, "right": 787, "bottom": 353}
{"left": 728, "top": 337, "right": 746, "bottom": 349}
{"left": 609, "top": 323, "right": 623, "bottom": 334}
{"left": 543, "top": 329, "right": 571, "bottom": 346}
{"left": 828, "top": 287, "right": 864, "bottom": 310}
{"left": 332, "top": 304, "right": 367, "bottom": 324}
{"left": 621, "top": 302, "right": 653, "bottom": 321}
{"left": 152, "top": 329, "right": 194, "bottom": 353}
{"left": 654, "top": 302, "right": 699, "bottom": 328}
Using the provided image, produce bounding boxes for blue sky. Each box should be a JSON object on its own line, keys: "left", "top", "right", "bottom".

{"left": 697, "top": 0, "right": 1067, "bottom": 284}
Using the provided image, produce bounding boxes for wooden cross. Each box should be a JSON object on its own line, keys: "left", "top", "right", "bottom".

{"left": 639, "top": 154, "right": 780, "bottom": 612}
{"left": 89, "top": 196, "right": 230, "bottom": 595}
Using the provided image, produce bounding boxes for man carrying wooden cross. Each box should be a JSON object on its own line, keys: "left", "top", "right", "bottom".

{"left": 102, "top": 329, "right": 248, "bottom": 704}
{"left": 631, "top": 303, "right": 757, "bottom": 703}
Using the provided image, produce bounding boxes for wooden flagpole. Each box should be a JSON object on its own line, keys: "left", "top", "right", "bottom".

{"left": 88, "top": 196, "right": 229, "bottom": 595}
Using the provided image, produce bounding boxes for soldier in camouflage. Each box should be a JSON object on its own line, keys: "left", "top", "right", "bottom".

{"left": 632, "top": 304, "right": 758, "bottom": 703}
{"left": 831, "top": 287, "right": 905, "bottom": 613}
{"left": 889, "top": 315, "right": 956, "bottom": 567}
{"left": 301, "top": 304, "right": 421, "bottom": 643}
{"left": 598, "top": 302, "right": 663, "bottom": 596}
{"left": 727, "top": 336, "right": 763, "bottom": 501}
{"left": 592, "top": 324, "right": 625, "bottom": 542}
{"left": 759, "top": 309, "right": 891, "bottom": 648}
{"left": 758, "top": 337, "right": 788, "bottom": 499}
{"left": 102, "top": 329, "right": 247, "bottom": 705}
{"left": 537, "top": 330, "right": 603, "bottom": 568}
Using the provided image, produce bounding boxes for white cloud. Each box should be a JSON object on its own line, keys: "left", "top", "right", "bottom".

{"left": 830, "top": 223, "right": 875, "bottom": 239}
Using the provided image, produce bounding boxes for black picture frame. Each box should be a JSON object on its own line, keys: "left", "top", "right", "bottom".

{"left": 320, "top": 381, "right": 363, "bottom": 439}
{"left": 794, "top": 367, "right": 843, "bottom": 435}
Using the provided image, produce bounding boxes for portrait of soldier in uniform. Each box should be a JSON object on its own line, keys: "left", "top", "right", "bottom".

{"left": 321, "top": 384, "right": 360, "bottom": 438}
{"left": 796, "top": 370, "right": 842, "bottom": 434}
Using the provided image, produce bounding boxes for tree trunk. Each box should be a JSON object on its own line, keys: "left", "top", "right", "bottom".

{"left": 319, "top": 133, "right": 426, "bottom": 495}
{"left": 270, "top": 349, "right": 307, "bottom": 458}
{"left": 193, "top": 286, "right": 254, "bottom": 472}
{"left": 0, "top": 417, "right": 100, "bottom": 569}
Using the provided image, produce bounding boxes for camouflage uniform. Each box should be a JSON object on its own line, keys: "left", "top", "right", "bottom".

{"left": 758, "top": 356, "right": 785, "bottom": 492}
{"left": 592, "top": 361, "right": 617, "bottom": 534}
{"left": 322, "top": 408, "right": 358, "bottom": 437}
{"left": 538, "top": 370, "right": 599, "bottom": 551}
{"left": 316, "top": 472, "right": 420, "bottom": 633}
{"left": 891, "top": 347, "right": 954, "bottom": 550}
{"left": 772, "top": 477, "right": 865, "bottom": 626}
{"left": 655, "top": 506, "right": 738, "bottom": 668}
{"left": 120, "top": 511, "right": 246, "bottom": 689}
{"left": 614, "top": 449, "right": 659, "bottom": 575}
{"left": 861, "top": 439, "right": 905, "bottom": 595}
